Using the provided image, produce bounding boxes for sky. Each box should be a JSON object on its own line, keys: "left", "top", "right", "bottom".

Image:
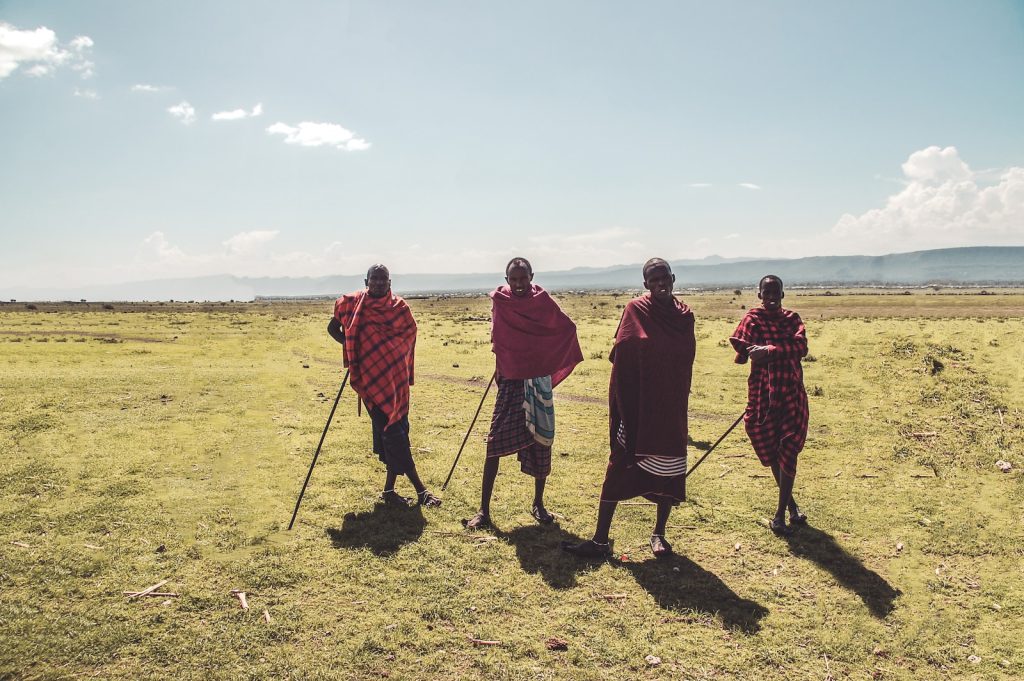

{"left": 1, "top": 0, "right": 1023, "bottom": 289}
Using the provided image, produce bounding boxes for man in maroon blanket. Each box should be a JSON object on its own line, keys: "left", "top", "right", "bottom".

{"left": 327, "top": 264, "right": 441, "bottom": 509}
{"left": 464, "top": 257, "right": 583, "bottom": 530}
{"left": 563, "top": 258, "right": 695, "bottom": 559}
{"left": 730, "top": 275, "right": 808, "bottom": 536}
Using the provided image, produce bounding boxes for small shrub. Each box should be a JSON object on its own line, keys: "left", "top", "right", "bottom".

{"left": 810, "top": 385, "right": 824, "bottom": 396}
{"left": 103, "top": 303, "right": 114, "bottom": 310}
{"left": 923, "top": 355, "right": 944, "bottom": 375}
{"left": 25, "top": 303, "right": 37, "bottom": 310}
{"left": 733, "top": 289, "right": 742, "bottom": 296}
{"left": 893, "top": 444, "right": 913, "bottom": 460}
{"left": 891, "top": 339, "right": 917, "bottom": 356}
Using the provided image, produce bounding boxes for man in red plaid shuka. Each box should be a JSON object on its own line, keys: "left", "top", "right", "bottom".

{"left": 730, "top": 275, "right": 808, "bottom": 536}
{"left": 327, "top": 264, "right": 441, "bottom": 508}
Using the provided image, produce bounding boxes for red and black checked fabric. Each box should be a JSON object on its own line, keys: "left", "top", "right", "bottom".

{"left": 486, "top": 376, "right": 552, "bottom": 478}
{"left": 729, "top": 307, "right": 808, "bottom": 476}
{"left": 334, "top": 290, "right": 416, "bottom": 428}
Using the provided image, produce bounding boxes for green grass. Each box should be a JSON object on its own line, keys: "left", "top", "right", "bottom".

{"left": 1, "top": 292, "right": 1022, "bottom": 679}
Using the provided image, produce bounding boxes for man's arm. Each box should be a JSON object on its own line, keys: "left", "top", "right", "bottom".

{"left": 766, "top": 320, "right": 808, "bottom": 361}
{"left": 327, "top": 317, "right": 345, "bottom": 345}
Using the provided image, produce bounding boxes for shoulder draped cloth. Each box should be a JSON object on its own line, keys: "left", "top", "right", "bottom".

{"left": 333, "top": 290, "right": 417, "bottom": 428}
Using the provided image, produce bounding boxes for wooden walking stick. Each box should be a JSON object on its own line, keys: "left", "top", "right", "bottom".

{"left": 441, "top": 371, "right": 496, "bottom": 491}
{"left": 288, "top": 370, "right": 349, "bottom": 530}
{"left": 686, "top": 411, "right": 745, "bottom": 479}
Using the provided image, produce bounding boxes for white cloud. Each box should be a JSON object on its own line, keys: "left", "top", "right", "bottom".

{"left": 0, "top": 23, "right": 95, "bottom": 80}
{"left": 725, "top": 233, "right": 740, "bottom": 239}
{"left": 73, "top": 87, "right": 98, "bottom": 99}
{"left": 1, "top": 23, "right": 63, "bottom": 78}
{"left": 140, "top": 232, "right": 188, "bottom": 264}
{"left": 222, "top": 230, "right": 280, "bottom": 255}
{"left": 212, "top": 108, "right": 247, "bottom": 121}
{"left": 167, "top": 101, "right": 196, "bottom": 125}
{"left": 738, "top": 182, "right": 762, "bottom": 190}
{"left": 132, "top": 83, "right": 164, "bottom": 92}
{"left": 212, "top": 103, "right": 263, "bottom": 121}
{"left": 266, "top": 121, "right": 371, "bottom": 151}
{"left": 831, "top": 146, "right": 1024, "bottom": 254}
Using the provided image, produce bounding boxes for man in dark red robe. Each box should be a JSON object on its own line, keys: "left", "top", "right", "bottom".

{"left": 563, "top": 258, "right": 695, "bottom": 559}
{"left": 730, "top": 274, "right": 808, "bottom": 535}
{"left": 327, "top": 264, "right": 441, "bottom": 508}
{"left": 464, "top": 257, "right": 583, "bottom": 529}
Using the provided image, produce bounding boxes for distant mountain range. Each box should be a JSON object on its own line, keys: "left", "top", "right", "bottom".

{"left": 4, "top": 247, "right": 1022, "bottom": 302}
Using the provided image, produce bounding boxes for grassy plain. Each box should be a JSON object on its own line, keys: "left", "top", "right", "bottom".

{"left": 1, "top": 290, "right": 1022, "bottom": 680}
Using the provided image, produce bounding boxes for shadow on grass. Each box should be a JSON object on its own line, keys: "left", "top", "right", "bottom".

{"left": 625, "top": 555, "right": 769, "bottom": 634}
{"left": 785, "top": 525, "right": 900, "bottom": 618}
{"left": 325, "top": 503, "right": 426, "bottom": 557}
{"left": 687, "top": 435, "right": 713, "bottom": 451}
{"left": 495, "top": 524, "right": 600, "bottom": 590}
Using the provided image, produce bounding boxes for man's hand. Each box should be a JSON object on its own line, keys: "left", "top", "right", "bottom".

{"left": 747, "top": 345, "right": 771, "bottom": 364}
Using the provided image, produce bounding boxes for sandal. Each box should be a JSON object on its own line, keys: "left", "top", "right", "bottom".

{"left": 381, "top": 489, "right": 413, "bottom": 507}
{"left": 650, "top": 534, "right": 673, "bottom": 558}
{"left": 531, "top": 504, "right": 555, "bottom": 525}
{"left": 769, "top": 517, "right": 793, "bottom": 537}
{"left": 560, "top": 539, "right": 612, "bottom": 559}
{"left": 417, "top": 489, "right": 442, "bottom": 508}
{"left": 462, "top": 512, "right": 492, "bottom": 530}
{"left": 789, "top": 509, "right": 808, "bottom": 526}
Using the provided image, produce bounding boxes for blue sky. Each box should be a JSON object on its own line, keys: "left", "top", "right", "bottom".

{"left": 1, "top": 1, "right": 1022, "bottom": 288}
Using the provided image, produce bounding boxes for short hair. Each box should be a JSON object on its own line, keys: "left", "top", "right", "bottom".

{"left": 366, "top": 264, "right": 390, "bottom": 279}
{"left": 758, "top": 274, "right": 783, "bottom": 291}
{"left": 505, "top": 257, "right": 533, "bottom": 276}
{"left": 642, "top": 257, "right": 672, "bottom": 279}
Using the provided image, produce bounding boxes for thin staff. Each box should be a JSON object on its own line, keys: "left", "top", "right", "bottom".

{"left": 288, "top": 371, "right": 349, "bottom": 530}
{"left": 686, "top": 411, "right": 745, "bottom": 479}
{"left": 441, "top": 372, "right": 496, "bottom": 491}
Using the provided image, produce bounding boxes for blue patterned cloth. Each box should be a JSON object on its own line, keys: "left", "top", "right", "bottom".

{"left": 523, "top": 375, "right": 555, "bottom": 447}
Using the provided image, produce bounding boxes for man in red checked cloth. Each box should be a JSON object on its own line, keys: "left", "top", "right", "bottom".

{"left": 563, "top": 258, "right": 695, "bottom": 559}
{"left": 463, "top": 257, "right": 583, "bottom": 530}
{"left": 730, "top": 274, "right": 808, "bottom": 536}
{"left": 327, "top": 264, "right": 441, "bottom": 508}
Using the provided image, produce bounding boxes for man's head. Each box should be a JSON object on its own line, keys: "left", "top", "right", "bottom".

{"left": 757, "top": 274, "right": 784, "bottom": 310}
{"left": 643, "top": 258, "right": 675, "bottom": 302}
{"left": 505, "top": 257, "right": 534, "bottom": 298}
{"left": 365, "top": 264, "right": 391, "bottom": 298}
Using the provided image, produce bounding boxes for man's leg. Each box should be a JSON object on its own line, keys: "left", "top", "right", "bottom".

{"left": 770, "top": 463, "right": 800, "bottom": 517}
{"left": 768, "top": 461, "right": 796, "bottom": 534}
{"left": 465, "top": 456, "right": 499, "bottom": 529}
{"left": 533, "top": 475, "right": 547, "bottom": 512}
{"left": 653, "top": 500, "right": 672, "bottom": 536}
{"left": 650, "top": 500, "right": 674, "bottom": 557}
{"left": 481, "top": 456, "right": 499, "bottom": 517}
{"left": 593, "top": 500, "right": 617, "bottom": 544}
{"left": 380, "top": 411, "right": 440, "bottom": 507}
{"left": 404, "top": 465, "right": 427, "bottom": 496}
{"left": 563, "top": 499, "right": 616, "bottom": 557}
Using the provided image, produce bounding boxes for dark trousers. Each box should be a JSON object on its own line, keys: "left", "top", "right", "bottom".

{"left": 369, "top": 406, "right": 415, "bottom": 476}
